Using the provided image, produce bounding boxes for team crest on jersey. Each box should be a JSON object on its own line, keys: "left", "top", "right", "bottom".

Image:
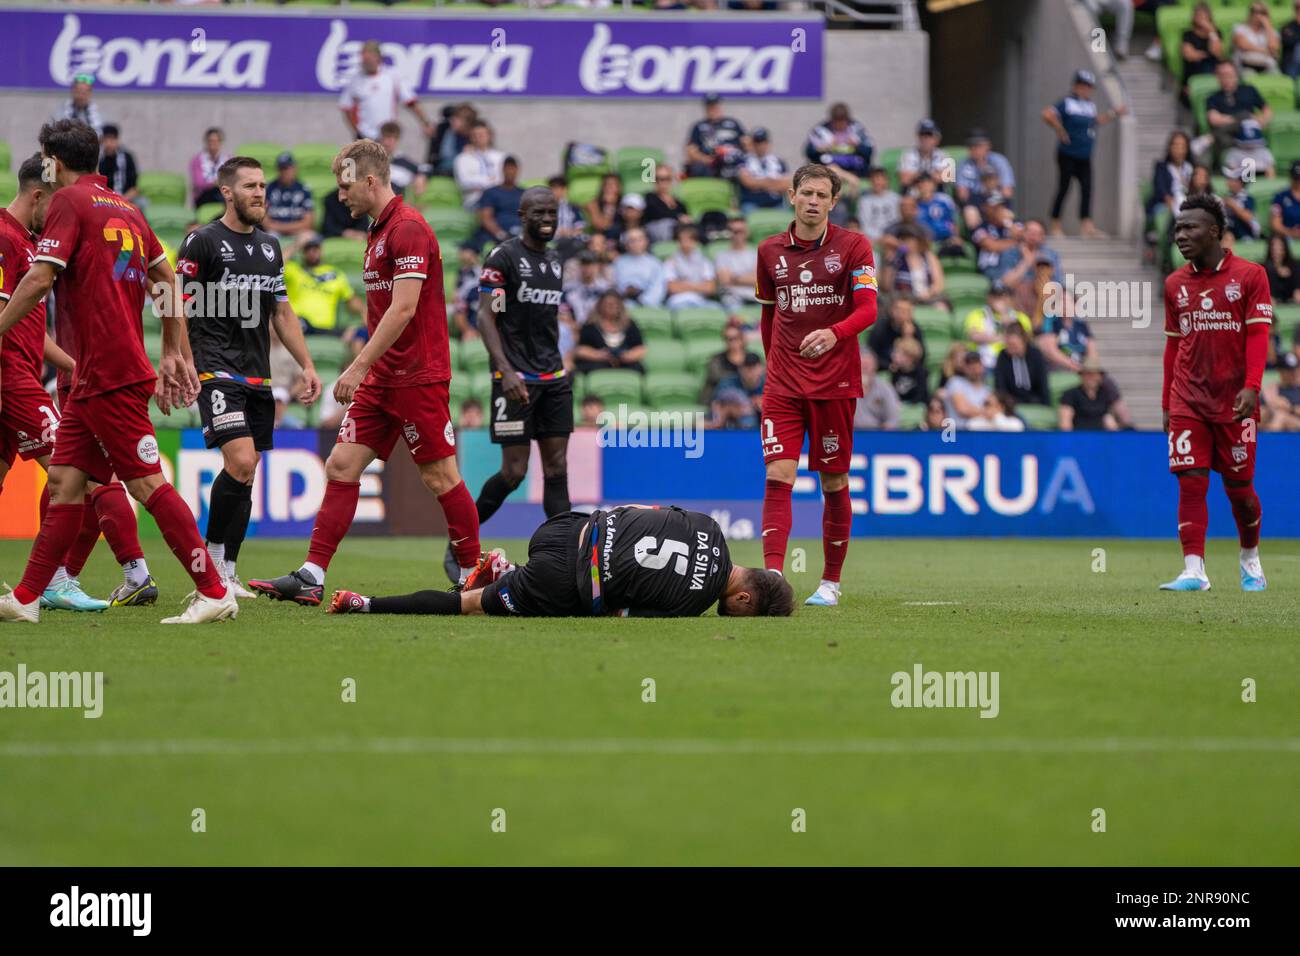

{"left": 822, "top": 431, "right": 839, "bottom": 455}
{"left": 776, "top": 287, "right": 790, "bottom": 311}
{"left": 1225, "top": 280, "right": 1241, "bottom": 302}
{"left": 824, "top": 252, "right": 842, "bottom": 274}
{"left": 403, "top": 423, "right": 420, "bottom": 445}
{"left": 1179, "top": 313, "right": 1192, "bottom": 336}
{"left": 374, "top": 238, "right": 386, "bottom": 258}
{"left": 549, "top": 259, "right": 561, "bottom": 278}
{"left": 1231, "top": 445, "right": 1248, "bottom": 464}
{"left": 261, "top": 243, "right": 275, "bottom": 262}
{"left": 1175, "top": 285, "right": 1189, "bottom": 309}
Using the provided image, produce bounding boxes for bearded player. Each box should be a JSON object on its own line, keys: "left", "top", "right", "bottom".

{"left": 1160, "top": 193, "right": 1271, "bottom": 591}
{"left": 250, "top": 139, "right": 480, "bottom": 604}
{"left": 329, "top": 505, "right": 794, "bottom": 619}
{"left": 0, "top": 119, "right": 235, "bottom": 624}
{"left": 753, "top": 163, "right": 877, "bottom": 607}
{"left": 178, "top": 156, "right": 321, "bottom": 598}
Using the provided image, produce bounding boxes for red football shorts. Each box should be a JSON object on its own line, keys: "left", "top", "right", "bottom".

{"left": 51, "top": 380, "right": 162, "bottom": 484}
{"left": 761, "top": 391, "right": 855, "bottom": 474}
{"left": 336, "top": 381, "right": 456, "bottom": 464}
{"left": 0, "top": 371, "right": 59, "bottom": 466}
{"left": 1167, "top": 415, "right": 1257, "bottom": 481}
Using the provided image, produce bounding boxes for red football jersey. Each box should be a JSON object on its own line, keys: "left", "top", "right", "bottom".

{"left": 755, "top": 221, "right": 877, "bottom": 400}
{"left": 1164, "top": 250, "right": 1272, "bottom": 423}
{"left": 34, "top": 174, "right": 163, "bottom": 399}
{"left": 362, "top": 195, "right": 449, "bottom": 387}
{"left": 0, "top": 208, "right": 46, "bottom": 380}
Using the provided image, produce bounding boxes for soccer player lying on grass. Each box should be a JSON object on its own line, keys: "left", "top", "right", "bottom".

{"left": 329, "top": 505, "right": 796, "bottom": 618}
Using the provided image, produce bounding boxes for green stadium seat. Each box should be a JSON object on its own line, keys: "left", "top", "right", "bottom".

{"left": 1188, "top": 73, "right": 1222, "bottom": 134}
{"left": 138, "top": 171, "right": 187, "bottom": 206}
{"left": 145, "top": 203, "right": 193, "bottom": 233}
{"left": 644, "top": 370, "right": 701, "bottom": 406}
{"left": 1157, "top": 6, "right": 1193, "bottom": 81}
{"left": 567, "top": 176, "right": 601, "bottom": 208}
{"left": 0, "top": 178, "right": 16, "bottom": 209}
{"left": 628, "top": 305, "right": 674, "bottom": 340}
{"left": 235, "top": 142, "right": 287, "bottom": 172}
{"left": 416, "top": 176, "right": 462, "bottom": 209}
{"left": 616, "top": 146, "right": 667, "bottom": 185}
{"left": 897, "top": 402, "right": 926, "bottom": 430}
{"left": 876, "top": 146, "right": 905, "bottom": 190}
{"left": 674, "top": 306, "right": 729, "bottom": 342}
{"left": 677, "top": 177, "right": 735, "bottom": 215}
{"left": 1244, "top": 176, "right": 1286, "bottom": 211}
{"left": 470, "top": 370, "right": 493, "bottom": 406}
{"left": 1017, "top": 403, "right": 1059, "bottom": 431}
{"left": 684, "top": 337, "right": 722, "bottom": 373}
{"left": 195, "top": 202, "right": 224, "bottom": 224}
{"left": 449, "top": 375, "right": 474, "bottom": 409}
{"left": 566, "top": 158, "right": 612, "bottom": 181}
{"left": 642, "top": 339, "right": 689, "bottom": 373}
{"left": 302, "top": 174, "right": 337, "bottom": 207}
{"left": 1273, "top": 302, "right": 1300, "bottom": 338}
{"left": 944, "top": 273, "right": 992, "bottom": 300}
{"left": 1229, "top": 237, "right": 1266, "bottom": 263}
{"left": 582, "top": 369, "right": 644, "bottom": 407}
{"left": 912, "top": 305, "right": 954, "bottom": 336}
{"left": 651, "top": 240, "right": 678, "bottom": 260}
{"left": 746, "top": 208, "right": 791, "bottom": 242}
{"left": 320, "top": 236, "right": 365, "bottom": 272}
{"left": 291, "top": 143, "right": 341, "bottom": 177}
{"left": 1049, "top": 369, "right": 1077, "bottom": 404}
{"left": 1243, "top": 70, "right": 1296, "bottom": 115}
{"left": 732, "top": 303, "right": 763, "bottom": 327}
{"left": 424, "top": 207, "right": 476, "bottom": 247}
{"left": 621, "top": 173, "right": 654, "bottom": 196}
{"left": 305, "top": 335, "right": 345, "bottom": 366}
{"left": 458, "top": 337, "right": 491, "bottom": 373}
{"left": 0, "top": 140, "right": 11, "bottom": 173}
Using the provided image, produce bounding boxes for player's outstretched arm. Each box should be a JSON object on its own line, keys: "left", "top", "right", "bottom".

{"left": 334, "top": 276, "right": 422, "bottom": 404}
{"left": 271, "top": 300, "right": 321, "bottom": 405}
{"left": 0, "top": 261, "right": 56, "bottom": 338}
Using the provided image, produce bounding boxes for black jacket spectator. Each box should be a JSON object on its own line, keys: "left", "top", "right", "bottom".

{"left": 993, "top": 341, "right": 1052, "bottom": 406}
{"left": 321, "top": 192, "right": 369, "bottom": 239}
{"left": 867, "top": 309, "right": 926, "bottom": 369}
{"left": 1060, "top": 379, "right": 1120, "bottom": 430}
{"left": 99, "top": 147, "right": 138, "bottom": 200}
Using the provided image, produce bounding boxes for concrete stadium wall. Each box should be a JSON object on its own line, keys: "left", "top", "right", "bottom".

{"left": 0, "top": 27, "right": 929, "bottom": 185}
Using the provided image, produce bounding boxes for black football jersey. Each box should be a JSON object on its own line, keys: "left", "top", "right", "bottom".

{"left": 478, "top": 236, "right": 565, "bottom": 381}
{"left": 176, "top": 221, "right": 286, "bottom": 389}
{"left": 577, "top": 507, "right": 733, "bottom": 617}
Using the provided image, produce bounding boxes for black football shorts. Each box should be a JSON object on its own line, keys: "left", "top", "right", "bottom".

{"left": 489, "top": 378, "right": 574, "bottom": 445}
{"left": 198, "top": 380, "right": 275, "bottom": 451}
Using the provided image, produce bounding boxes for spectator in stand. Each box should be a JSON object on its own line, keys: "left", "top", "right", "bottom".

{"left": 428, "top": 102, "right": 476, "bottom": 176}
{"left": 453, "top": 120, "right": 506, "bottom": 210}
{"left": 889, "top": 336, "right": 930, "bottom": 406}
{"left": 643, "top": 165, "right": 693, "bottom": 244}
{"left": 857, "top": 167, "right": 901, "bottom": 241}
{"left": 1042, "top": 69, "right": 1126, "bottom": 238}
{"left": 1232, "top": 4, "right": 1281, "bottom": 73}
{"left": 993, "top": 322, "right": 1051, "bottom": 407}
{"left": 1059, "top": 357, "right": 1124, "bottom": 431}
{"left": 685, "top": 94, "right": 748, "bottom": 179}
{"left": 190, "top": 127, "right": 230, "bottom": 206}
{"left": 956, "top": 129, "right": 1016, "bottom": 228}
{"left": 1181, "top": 3, "right": 1226, "bottom": 107}
{"left": 49, "top": 75, "right": 105, "bottom": 135}
{"left": 713, "top": 216, "right": 759, "bottom": 311}
{"left": 998, "top": 219, "right": 1062, "bottom": 296}
{"left": 854, "top": 351, "right": 901, "bottom": 429}
{"left": 586, "top": 174, "right": 625, "bottom": 242}
{"left": 1084, "top": 0, "right": 1136, "bottom": 60}
{"left": 1263, "top": 233, "right": 1300, "bottom": 302}
{"left": 1149, "top": 130, "right": 1194, "bottom": 224}
{"left": 379, "top": 122, "right": 432, "bottom": 201}
{"left": 868, "top": 297, "right": 925, "bottom": 369}
{"left": 1261, "top": 350, "right": 1300, "bottom": 429}
{"left": 944, "top": 351, "right": 992, "bottom": 428}
{"left": 715, "top": 352, "right": 766, "bottom": 413}
{"left": 881, "top": 194, "right": 929, "bottom": 258}
{"left": 475, "top": 155, "right": 525, "bottom": 247}
{"left": 1269, "top": 159, "right": 1300, "bottom": 239}
{"left": 882, "top": 225, "right": 948, "bottom": 309}
{"left": 737, "top": 128, "right": 791, "bottom": 213}
{"left": 916, "top": 395, "right": 949, "bottom": 432}
{"left": 284, "top": 238, "right": 365, "bottom": 336}
{"left": 1223, "top": 167, "right": 1262, "bottom": 240}
{"left": 963, "top": 281, "right": 1033, "bottom": 369}
{"left": 898, "top": 119, "right": 951, "bottom": 191}
{"left": 1283, "top": 2, "right": 1300, "bottom": 76}
{"left": 612, "top": 228, "right": 666, "bottom": 307}
{"left": 913, "top": 174, "right": 964, "bottom": 258}
{"left": 968, "top": 391, "right": 1026, "bottom": 432}
{"left": 458, "top": 398, "right": 485, "bottom": 430}
{"left": 1198, "top": 61, "right": 1273, "bottom": 170}
{"left": 614, "top": 194, "right": 646, "bottom": 249}
{"left": 805, "top": 102, "right": 872, "bottom": 196}
{"left": 1037, "top": 298, "right": 1096, "bottom": 373}
{"left": 1224, "top": 118, "right": 1276, "bottom": 179}
{"left": 663, "top": 224, "right": 721, "bottom": 311}
{"left": 1012, "top": 254, "right": 1055, "bottom": 330}
{"left": 575, "top": 291, "right": 647, "bottom": 373}
{"left": 97, "top": 125, "right": 139, "bottom": 205}
{"left": 550, "top": 175, "right": 587, "bottom": 258}
{"left": 264, "top": 153, "right": 316, "bottom": 255}
{"left": 711, "top": 384, "right": 760, "bottom": 430}
{"left": 702, "top": 324, "right": 761, "bottom": 403}
{"left": 338, "top": 39, "right": 434, "bottom": 141}
{"left": 1187, "top": 164, "right": 1214, "bottom": 201}
{"left": 321, "top": 190, "right": 369, "bottom": 240}
{"left": 563, "top": 249, "right": 612, "bottom": 328}
{"left": 451, "top": 245, "right": 485, "bottom": 342}
{"left": 972, "top": 199, "right": 1019, "bottom": 280}
{"left": 578, "top": 394, "right": 605, "bottom": 429}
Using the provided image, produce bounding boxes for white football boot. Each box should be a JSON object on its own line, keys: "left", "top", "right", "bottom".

{"left": 161, "top": 586, "right": 239, "bottom": 624}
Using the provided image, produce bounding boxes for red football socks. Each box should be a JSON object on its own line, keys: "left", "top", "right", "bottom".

{"left": 63, "top": 501, "right": 103, "bottom": 577}
{"left": 821, "top": 485, "right": 852, "bottom": 584}
{"left": 145, "top": 484, "right": 225, "bottom": 599}
{"left": 1225, "top": 482, "right": 1262, "bottom": 549}
{"left": 15, "top": 503, "right": 83, "bottom": 604}
{"left": 1177, "top": 473, "right": 1210, "bottom": 558}
{"left": 305, "top": 479, "right": 361, "bottom": 571}
{"left": 93, "top": 482, "right": 144, "bottom": 564}
{"left": 438, "top": 481, "right": 481, "bottom": 569}
{"left": 762, "top": 478, "right": 793, "bottom": 573}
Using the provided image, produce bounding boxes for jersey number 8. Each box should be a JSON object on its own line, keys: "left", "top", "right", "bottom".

{"left": 210, "top": 389, "right": 227, "bottom": 416}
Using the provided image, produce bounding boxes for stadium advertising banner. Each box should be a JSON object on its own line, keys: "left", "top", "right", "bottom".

{"left": 3, "top": 429, "right": 1297, "bottom": 540}
{"left": 0, "top": 9, "right": 824, "bottom": 99}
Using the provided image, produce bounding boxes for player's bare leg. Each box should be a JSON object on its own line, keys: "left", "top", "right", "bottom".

{"left": 205, "top": 437, "right": 260, "bottom": 599}
{"left": 1160, "top": 468, "right": 1212, "bottom": 591}
{"left": 418, "top": 454, "right": 481, "bottom": 588}
{"left": 250, "top": 440, "right": 375, "bottom": 605}
{"left": 447, "top": 442, "right": 530, "bottom": 582}
{"left": 761, "top": 458, "right": 797, "bottom": 576}
{"left": 1224, "top": 477, "right": 1266, "bottom": 591}
{"left": 807, "top": 470, "right": 851, "bottom": 607}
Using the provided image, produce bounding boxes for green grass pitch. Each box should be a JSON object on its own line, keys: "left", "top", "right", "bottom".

{"left": 1, "top": 535, "right": 1297, "bottom": 866}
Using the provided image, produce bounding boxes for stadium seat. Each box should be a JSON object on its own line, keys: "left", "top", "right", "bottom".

{"left": 1273, "top": 302, "right": 1300, "bottom": 338}
{"left": 291, "top": 143, "right": 341, "bottom": 177}
{"left": 1243, "top": 70, "right": 1296, "bottom": 115}
{"left": 567, "top": 176, "right": 601, "bottom": 208}
{"left": 0, "top": 177, "right": 15, "bottom": 209}
{"left": 897, "top": 402, "right": 925, "bottom": 429}
{"left": 0, "top": 140, "right": 11, "bottom": 173}
{"left": 912, "top": 305, "right": 954, "bottom": 336}
{"left": 684, "top": 338, "right": 721, "bottom": 372}
{"left": 1245, "top": 176, "right": 1287, "bottom": 211}
{"left": 943, "top": 252, "right": 978, "bottom": 274}
{"left": 616, "top": 146, "right": 667, "bottom": 185}
{"left": 1157, "top": 6, "right": 1193, "bottom": 81}
{"left": 566, "top": 158, "right": 613, "bottom": 181}
{"left": 582, "top": 369, "right": 644, "bottom": 407}
{"left": 651, "top": 240, "right": 678, "bottom": 260}
{"left": 1229, "top": 237, "right": 1266, "bottom": 263}
{"left": 138, "top": 171, "right": 187, "bottom": 207}
{"left": 642, "top": 340, "right": 689, "bottom": 373}
{"left": 320, "top": 236, "right": 365, "bottom": 272}
{"left": 674, "top": 306, "right": 729, "bottom": 341}
{"left": 628, "top": 305, "right": 675, "bottom": 341}
{"left": 448, "top": 374, "right": 474, "bottom": 408}
{"left": 644, "top": 370, "right": 701, "bottom": 407}
{"left": 145, "top": 203, "right": 194, "bottom": 233}
{"left": 876, "top": 146, "right": 905, "bottom": 190}
{"left": 306, "top": 335, "right": 344, "bottom": 366}
{"left": 943, "top": 273, "right": 992, "bottom": 300}
{"left": 456, "top": 337, "right": 489, "bottom": 373}
{"left": 235, "top": 142, "right": 287, "bottom": 172}
{"left": 732, "top": 303, "right": 763, "bottom": 327}
{"left": 195, "top": 202, "right": 224, "bottom": 224}
{"left": 1188, "top": 73, "right": 1222, "bottom": 133}
{"left": 1017, "top": 404, "right": 1059, "bottom": 431}
{"left": 1049, "top": 370, "right": 1077, "bottom": 404}
{"left": 470, "top": 370, "right": 493, "bottom": 406}
{"left": 424, "top": 207, "right": 476, "bottom": 247}
{"left": 303, "top": 174, "right": 338, "bottom": 207}
{"left": 677, "top": 177, "right": 735, "bottom": 215}
{"left": 746, "top": 208, "right": 791, "bottom": 242}
{"left": 416, "top": 176, "right": 462, "bottom": 209}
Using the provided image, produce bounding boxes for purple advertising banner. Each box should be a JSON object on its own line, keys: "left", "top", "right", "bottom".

{"left": 0, "top": 8, "right": 823, "bottom": 98}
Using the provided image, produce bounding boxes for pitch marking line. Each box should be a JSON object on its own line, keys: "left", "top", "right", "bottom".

{"left": 2, "top": 737, "right": 1299, "bottom": 758}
